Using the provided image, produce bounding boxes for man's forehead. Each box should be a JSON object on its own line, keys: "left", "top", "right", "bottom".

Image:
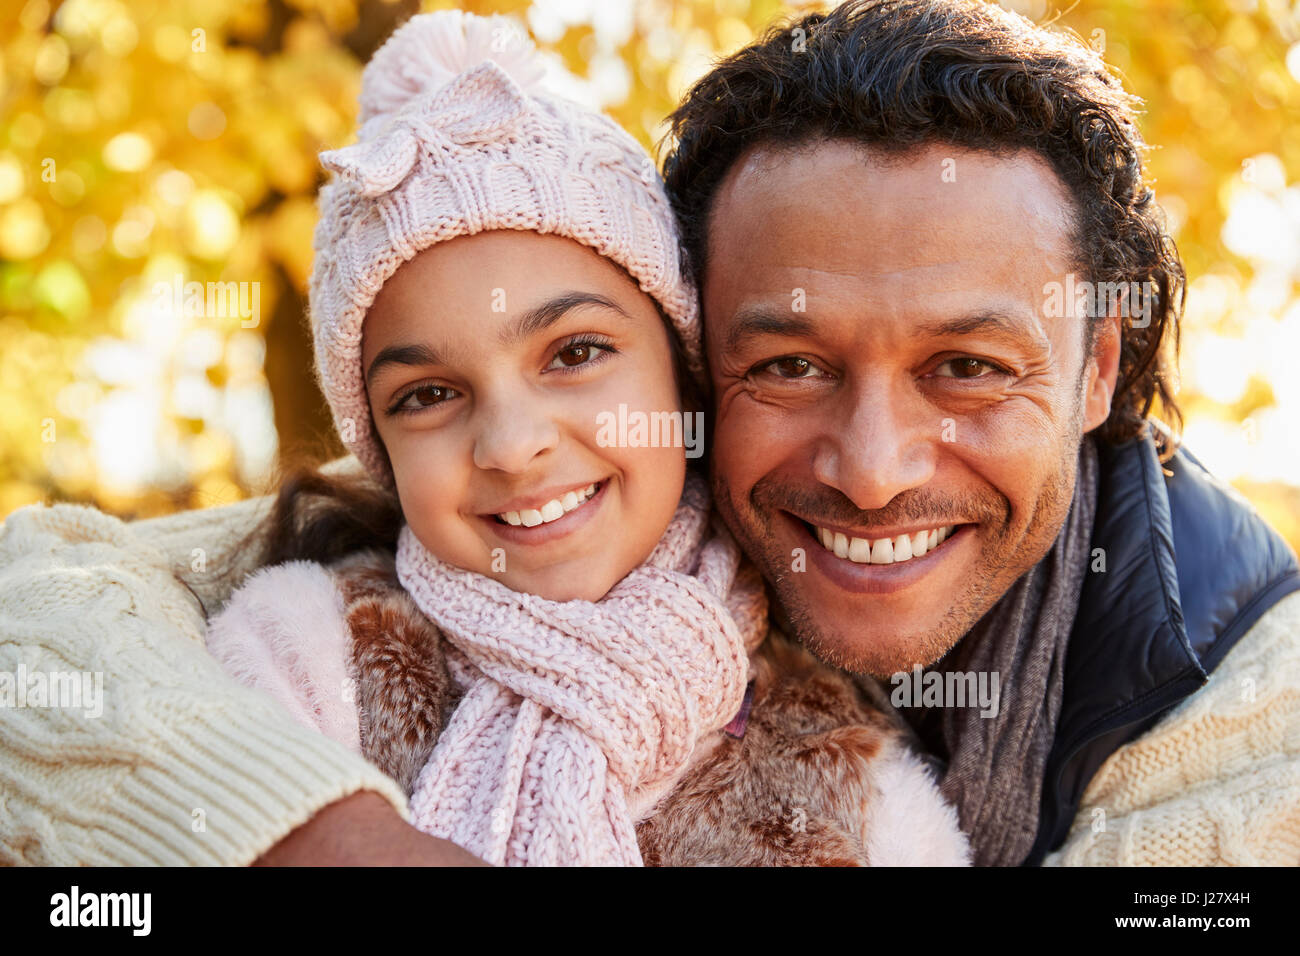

{"left": 702, "top": 139, "right": 1079, "bottom": 327}
{"left": 707, "top": 139, "right": 1076, "bottom": 266}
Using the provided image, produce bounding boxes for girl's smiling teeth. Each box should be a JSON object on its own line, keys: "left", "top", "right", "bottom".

{"left": 496, "top": 482, "right": 601, "bottom": 527}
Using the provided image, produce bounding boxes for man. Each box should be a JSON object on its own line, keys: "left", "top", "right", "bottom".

{"left": 1, "top": 0, "right": 1296, "bottom": 866}
{"left": 659, "top": 0, "right": 1300, "bottom": 864}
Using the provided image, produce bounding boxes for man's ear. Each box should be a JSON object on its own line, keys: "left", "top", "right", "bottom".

{"left": 1082, "top": 307, "right": 1122, "bottom": 434}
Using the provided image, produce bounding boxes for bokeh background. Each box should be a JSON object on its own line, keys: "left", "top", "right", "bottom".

{"left": 2, "top": 0, "right": 1298, "bottom": 551}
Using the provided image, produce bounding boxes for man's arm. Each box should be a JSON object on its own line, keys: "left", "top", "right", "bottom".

{"left": 1044, "top": 589, "right": 1300, "bottom": 865}
{"left": 253, "top": 791, "right": 486, "bottom": 865}
{"left": 0, "top": 496, "right": 434, "bottom": 865}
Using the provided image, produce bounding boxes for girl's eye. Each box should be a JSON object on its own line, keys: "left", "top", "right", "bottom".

{"left": 934, "top": 357, "right": 1008, "bottom": 379}
{"left": 544, "top": 339, "right": 615, "bottom": 372}
{"left": 392, "top": 383, "right": 458, "bottom": 416}
{"left": 761, "top": 356, "right": 821, "bottom": 379}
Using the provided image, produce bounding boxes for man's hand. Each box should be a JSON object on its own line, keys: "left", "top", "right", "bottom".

{"left": 252, "top": 791, "right": 488, "bottom": 866}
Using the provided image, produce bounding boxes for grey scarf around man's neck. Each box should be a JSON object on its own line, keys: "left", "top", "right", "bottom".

{"left": 898, "top": 436, "right": 1100, "bottom": 867}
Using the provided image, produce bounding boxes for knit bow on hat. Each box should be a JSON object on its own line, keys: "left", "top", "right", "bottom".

{"left": 319, "top": 62, "right": 532, "bottom": 199}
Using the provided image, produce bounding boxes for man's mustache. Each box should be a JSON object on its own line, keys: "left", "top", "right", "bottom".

{"left": 750, "top": 476, "right": 1010, "bottom": 532}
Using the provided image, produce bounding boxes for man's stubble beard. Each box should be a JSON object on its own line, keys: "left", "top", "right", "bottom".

{"left": 711, "top": 435, "right": 1083, "bottom": 679}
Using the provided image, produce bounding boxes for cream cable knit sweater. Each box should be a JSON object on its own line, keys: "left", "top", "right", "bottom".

{"left": 2, "top": 457, "right": 1297, "bottom": 865}
{"left": 0, "top": 459, "right": 408, "bottom": 866}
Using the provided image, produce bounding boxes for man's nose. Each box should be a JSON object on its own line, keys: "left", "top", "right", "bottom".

{"left": 470, "top": 391, "right": 561, "bottom": 474}
{"left": 810, "top": 379, "right": 937, "bottom": 512}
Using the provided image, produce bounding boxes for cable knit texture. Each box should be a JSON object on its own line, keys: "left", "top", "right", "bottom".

{"left": 396, "top": 472, "right": 768, "bottom": 865}
{"left": 0, "top": 484, "right": 409, "bottom": 866}
{"left": 309, "top": 11, "right": 703, "bottom": 489}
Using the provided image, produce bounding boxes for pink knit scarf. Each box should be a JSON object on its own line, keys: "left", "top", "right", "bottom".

{"left": 394, "top": 472, "right": 768, "bottom": 866}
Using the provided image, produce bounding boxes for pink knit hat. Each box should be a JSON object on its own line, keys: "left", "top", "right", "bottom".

{"left": 308, "top": 10, "right": 702, "bottom": 489}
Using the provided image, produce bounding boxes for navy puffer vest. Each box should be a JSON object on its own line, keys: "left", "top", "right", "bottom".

{"left": 1024, "top": 424, "right": 1300, "bottom": 864}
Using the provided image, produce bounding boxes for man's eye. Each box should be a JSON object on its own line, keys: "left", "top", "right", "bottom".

{"left": 934, "top": 357, "right": 1006, "bottom": 379}
{"left": 762, "top": 356, "right": 821, "bottom": 379}
{"left": 393, "top": 384, "right": 458, "bottom": 415}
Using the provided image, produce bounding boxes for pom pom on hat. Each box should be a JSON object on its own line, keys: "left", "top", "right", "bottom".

{"left": 359, "top": 10, "right": 547, "bottom": 124}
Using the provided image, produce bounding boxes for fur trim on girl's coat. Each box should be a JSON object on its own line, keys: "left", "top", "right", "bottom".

{"left": 635, "top": 628, "right": 973, "bottom": 866}
{"left": 205, "top": 547, "right": 971, "bottom": 866}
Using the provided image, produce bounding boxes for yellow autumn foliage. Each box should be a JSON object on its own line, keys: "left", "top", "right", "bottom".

{"left": 0, "top": 0, "right": 1296, "bottom": 551}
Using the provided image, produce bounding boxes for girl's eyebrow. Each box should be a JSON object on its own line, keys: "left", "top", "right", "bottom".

{"left": 498, "top": 291, "right": 629, "bottom": 346}
{"left": 366, "top": 292, "right": 630, "bottom": 387}
{"left": 366, "top": 341, "right": 443, "bottom": 388}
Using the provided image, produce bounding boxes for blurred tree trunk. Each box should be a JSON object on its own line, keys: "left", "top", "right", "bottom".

{"left": 264, "top": 263, "right": 341, "bottom": 469}
{"left": 259, "top": 0, "right": 420, "bottom": 476}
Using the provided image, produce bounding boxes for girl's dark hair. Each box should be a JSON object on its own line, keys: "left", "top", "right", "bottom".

{"left": 660, "top": 0, "right": 1184, "bottom": 457}
{"left": 238, "top": 296, "right": 705, "bottom": 570}
{"left": 254, "top": 457, "right": 405, "bottom": 566}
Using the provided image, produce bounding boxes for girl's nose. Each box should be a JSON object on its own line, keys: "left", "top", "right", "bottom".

{"left": 470, "top": 396, "right": 562, "bottom": 474}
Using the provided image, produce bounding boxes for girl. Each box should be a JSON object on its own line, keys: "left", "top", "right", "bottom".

{"left": 205, "top": 10, "right": 969, "bottom": 867}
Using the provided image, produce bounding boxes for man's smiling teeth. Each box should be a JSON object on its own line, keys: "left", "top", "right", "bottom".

{"left": 499, "top": 483, "right": 598, "bottom": 527}
{"left": 813, "top": 523, "right": 956, "bottom": 564}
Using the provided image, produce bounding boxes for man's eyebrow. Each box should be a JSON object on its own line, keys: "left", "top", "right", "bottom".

{"left": 916, "top": 310, "right": 1048, "bottom": 348}
{"left": 724, "top": 309, "right": 817, "bottom": 352}
{"left": 721, "top": 306, "right": 1049, "bottom": 354}
{"left": 365, "top": 292, "right": 629, "bottom": 387}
